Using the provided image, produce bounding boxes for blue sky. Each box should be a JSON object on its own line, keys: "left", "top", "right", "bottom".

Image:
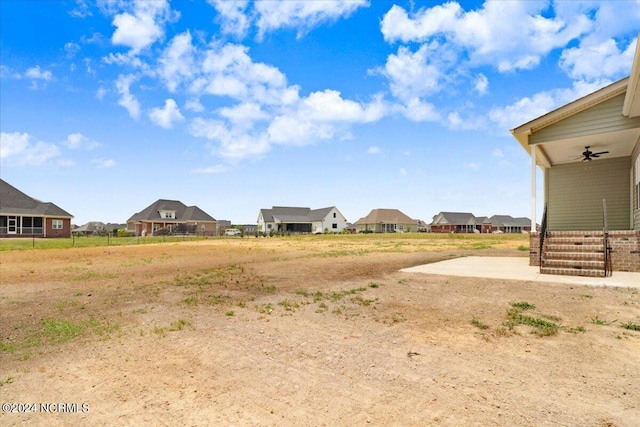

{"left": 1, "top": 1, "right": 639, "bottom": 226}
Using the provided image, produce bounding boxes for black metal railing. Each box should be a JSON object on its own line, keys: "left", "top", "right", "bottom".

{"left": 539, "top": 203, "right": 548, "bottom": 271}
{"left": 602, "top": 199, "right": 612, "bottom": 277}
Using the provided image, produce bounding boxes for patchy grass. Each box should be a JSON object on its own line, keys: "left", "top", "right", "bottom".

{"left": 0, "top": 317, "right": 120, "bottom": 354}
{"left": 620, "top": 322, "right": 640, "bottom": 331}
{"left": 505, "top": 306, "right": 560, "bottom": 337}
{"left": 471, "top": 318, "right": 490, "bottom": 330}
{"left": 511, "top": 301, "right": 536, "bottom": 310}
{"left": 591, "top": 316, "right": 615, "bottom": 326}
{"left": 0, "top": 376, "right": 14, "bottom": 386}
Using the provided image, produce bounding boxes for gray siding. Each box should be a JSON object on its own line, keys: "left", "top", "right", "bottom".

{"left": 531, "top": 94, "right": 640, "bottom": 144}
{"left": 548, "top": 156, "right": 630, "bottom": 231}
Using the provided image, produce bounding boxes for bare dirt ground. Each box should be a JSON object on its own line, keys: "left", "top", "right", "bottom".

{"left": 0, "top": 236, "right": 639, "bottom": 426}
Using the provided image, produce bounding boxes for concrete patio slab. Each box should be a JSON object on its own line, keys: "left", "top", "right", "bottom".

{"left": 400, "top": 256, "right": 640, "bottom": 289}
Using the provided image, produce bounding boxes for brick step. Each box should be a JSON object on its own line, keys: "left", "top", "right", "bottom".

{"left": 543, "top": 251, "right": 604, "bottom": 261}
{"left": 545, "top": 237, "right": 604, "bottom": 245}
{"left": 540, "top": 267, "right": 606, "bottom": 277}
{"left": 542, "top": 258, "right": 605, "bottom": 269}
{"left": 545, "top": 244, "right": 604, "bottom": 253}
{"left": 546, "top": 232, "right": 604, "bottom": 238}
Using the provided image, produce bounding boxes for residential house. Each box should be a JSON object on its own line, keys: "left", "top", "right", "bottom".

{"left": 354, "top": 208, "right": 418, "bottom": 233}
{"left": 126, "top": 199, "right": 217, "bottom": 236}
{"left": 72, "top": 222, "right": 127, "bottom": 236}
{"left": 489, "top": 215, "right": 532, "bottom": 233}
{"left": 430, "top": 212, "right": 478, "bottom": 233}
{"left": 430, "top": 212, "right": 532, "bottom": 233}
{"left": 0, "top": 179, "right": 73, "bottom": 238}
{"left": 257, "top": 206, "right": 348, "bottom": 234}
{"left": 474, "top": 216, "right": 493, "bottom": 233}
{"left": 511, "top": 34, "right": 640, "bottom": 275}
{"left": 241, "top": 224, "right": 258, "bottom": 234}
{"left": 73, "top": 221, "right": 107, "bottom": 236}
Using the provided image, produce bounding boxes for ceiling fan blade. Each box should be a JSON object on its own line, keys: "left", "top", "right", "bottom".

{"left": 591, "top": 151, "right": 609, "bottom": 157}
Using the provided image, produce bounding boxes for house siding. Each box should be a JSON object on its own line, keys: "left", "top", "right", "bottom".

{"left": 548, "top": 156, "right": 630, "bottom": 231}
{"left": 530, "top": 94, "right": 640, "bottom": 144}
{"left": 45, "top": 218, "right": 72, "bottom": 238}
{"left": 633, "top": 139, "right": 640, "bottom": 230}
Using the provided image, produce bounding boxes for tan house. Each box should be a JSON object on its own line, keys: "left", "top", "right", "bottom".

{"left": 0, "top": 179, "right": 73, "bottom": 238}
{"left": 354, "top": 209, "right": 418, "bottom": 233}
{"left": 511, "top": 34, "right": 640, "bottom": 276}
{"left": 126, "top": 199, "right": 217, "bottom": 236}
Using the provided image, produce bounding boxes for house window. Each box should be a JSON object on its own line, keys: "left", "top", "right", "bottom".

{"left": 332, "top": 223, "right": 337, "bottom": 229}
{"left": 52, "top": 219, "right": 63, "bottom": 229}
{"left": 267, "top": 224, "right": 272, "bottom": 229}
{"left": 333, "top": 212, "right": 336, "bottom": 218}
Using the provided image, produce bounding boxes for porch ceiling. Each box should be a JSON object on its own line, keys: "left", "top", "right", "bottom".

{"left": 534, "top": 127, "right": 640, "bottom": 166}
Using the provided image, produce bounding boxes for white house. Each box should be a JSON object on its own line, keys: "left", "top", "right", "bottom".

{"left": 257, "top": 206, "right": 348, "bottom": 234}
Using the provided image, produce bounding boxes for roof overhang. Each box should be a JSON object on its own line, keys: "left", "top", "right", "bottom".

{"left": 623, "top": 34, "right": 640, "bottom": 118}
{"left": 511, "top": 34, "right": 640, "bottom": 168}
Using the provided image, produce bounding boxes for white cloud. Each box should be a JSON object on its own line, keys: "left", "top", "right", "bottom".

{"left": 184, "top": 98, "right": 204, "bottom": 112}
{"left": 209, "top": 0, "right": 250, "bottom": 38}
{"left": 474, "top": 73, "right": 488, "bottom": 94}
{"left": 463, "top": 162, "right": 479, "bottom": 170}
{"left": 399, "top": 167, "right": 408, "bottom": 175}
{"left": 219, "top": 103, "right": 270, "bottom": 127}
{"left": 254, "top": 0, "right": 369, "bottom": 40}
{"left": 380, "top": 2, "right": 591, "bottom": 72}
{"left": 64, "top": 133, "right": 101, "bottom": 149}
{"left": 300, "top": 90, "right": 386, "bottom": 122}
{"left": 64, "top": 42, "right": 81, "bottom": 58}
{"left": 24, "top": 66, "right": 53, "bottom": 89}
{"left": 92, "top": 158, "right": 116, "bottom": 168}
{"left": 149, "top": 99, "right": 185, "bottom": 129}
{"left": 69, "top": 0, "right": 92, "bottom": 18}
{"left": 266, "top": 91, "right": 387, "bottom": 146}
{"left": 267, "top": 115, "right": 335, "bottom": 146}
{"left": 110, "top": 0, "right": 177, "bottom": 54}
{"left": 197, "top": 43, "right": 300, "bottom": 106}
{"left": 492, "top": 149, "right": 504, "bottom": 158}
{"left": 367, "top": 146, "right": 381, "bottom": 154}
{"left": 24, "top": 65, "right": 53, "bottom": 81}
{"left": 190, "top": 117, "right": 271, "bottom": 159}
{"left": 0, "top": 132, "right": 60, "bottom": 166}
{"left": 403, "top": 98, "right": 440, "bottom": 122}
{"left": 191, "top": 164, "right": 230, "bottom": 174}
{"left": 380, "top": 44, "right": 447, "bottom": 101}
{"left": 559, "top": 38, "right": 637, "bottom": 81}
{"left": 96, "top": 86, "right": 106, "bottom": 100}
{"left": 115, "top": 74, "right": 141, "bottom": 120}
{"left": 102, "top": 52, "right": 145, "bottom": 67}
{"left": 159, "top": 31, "right": 196, "bottom": 92}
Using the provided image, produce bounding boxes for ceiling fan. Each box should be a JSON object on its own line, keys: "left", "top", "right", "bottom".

{"left": 581, "top": 146, "right": 609, "bottom": 162}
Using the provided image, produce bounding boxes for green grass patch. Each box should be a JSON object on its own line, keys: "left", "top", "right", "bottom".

{"left": 511, "top": 301, "right": 536, "bottom": 310}
{"left": 504, "top": 303, "right": 561, "bottom": 337}
{"left": 620, "top": 322, "right": 640, "bottom": 331}
{"left": 471, "top": 318, "right": 490, "bottom": 330}
{"left": 590, "top": 316, "right": 615, "bottom": 325}
{"left": 0, "top": 317, "right": 119, "bottom": 352}
{"left": 0, "top": 376, "right": 14, "bottom": 386}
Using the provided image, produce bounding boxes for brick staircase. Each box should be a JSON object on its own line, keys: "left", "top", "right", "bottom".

{"left": 541, "top": 231, "right": 608, "bottom": 277}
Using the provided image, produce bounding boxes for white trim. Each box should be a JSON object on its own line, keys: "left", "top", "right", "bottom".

{"left": 531, "top": 145, "right": 537, "bottom": 233}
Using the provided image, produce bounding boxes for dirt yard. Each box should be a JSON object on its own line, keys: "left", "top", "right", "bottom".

{"left": 1, "top": 235, "right": 639, "bottom": 426}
